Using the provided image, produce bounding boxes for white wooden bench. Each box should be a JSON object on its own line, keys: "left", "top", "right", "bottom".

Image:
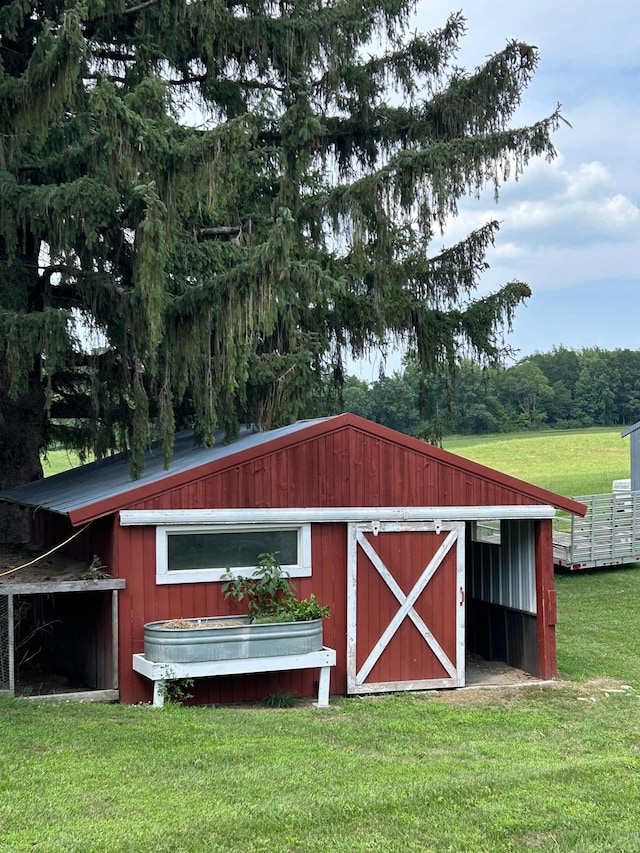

{"left": 132, "top": 647, "right": 337, "bottom": 708}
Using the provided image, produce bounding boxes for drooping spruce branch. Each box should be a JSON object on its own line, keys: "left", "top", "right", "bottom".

{"left": 0, "top": 0, "right": 560, "bottom": 484}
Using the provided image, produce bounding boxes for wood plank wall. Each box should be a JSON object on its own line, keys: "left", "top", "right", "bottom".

{"left": 24, "top": 425, "right": 556, "bottom": 704}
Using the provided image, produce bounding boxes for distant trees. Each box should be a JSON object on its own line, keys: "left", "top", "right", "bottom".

{"left": 495, "top": 362, "right": 552, "bottom": 429}
{"left": 336, "top": 347, "right": 640, "bottom": 437}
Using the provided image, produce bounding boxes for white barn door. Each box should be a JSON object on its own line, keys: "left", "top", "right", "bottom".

{"left": 347, "top": 522, "right": 465, "bottom": 694}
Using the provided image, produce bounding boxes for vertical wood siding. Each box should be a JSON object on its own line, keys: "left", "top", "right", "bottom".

{"left": 31, "top": 512, "right": 115, "bottom": 571}
{"left": 535, "top": 519, "right": 557, "bottom": 680}
{"left": 127, "top": 427, "right": 542, "bottom": 516}
{"left": 114, "top": 426, "right": 555, "bottom": 703}
{"left": 118, "top": 522, "right": 348, "bottom": 704}
{"left": 29, "top": 423, "right": 556, "bottom": 703}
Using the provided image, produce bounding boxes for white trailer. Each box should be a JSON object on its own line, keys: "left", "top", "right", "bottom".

{"left": 553, "top": 490, "right": 640, "bottom": 571}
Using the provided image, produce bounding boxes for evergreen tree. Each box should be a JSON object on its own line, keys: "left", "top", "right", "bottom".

{"left": 0, "top": 1, "right": 561, "bottom": 534}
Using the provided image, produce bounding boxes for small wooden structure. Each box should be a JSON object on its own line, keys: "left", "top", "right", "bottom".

{"left": 0, "top": 551, "right": 124, "bottom": 700}
{"left": 0, "top": 414, "right": 585, "bottom": 704}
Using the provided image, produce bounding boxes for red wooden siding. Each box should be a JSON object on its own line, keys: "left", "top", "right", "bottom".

{"left": 113, "top": 424, "right": 565, "bottom": 703}
{"left": 124, "top": 427, "right": 552, "bottom": 516}
{"left": 117, "top": 522, "right": 348, "bottom": 704}
{"left": 31, "top": 512, "right": 116, "bottom": 573}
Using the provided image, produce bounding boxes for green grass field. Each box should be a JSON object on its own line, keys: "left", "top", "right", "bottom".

{"left": 41, "top": 449, "right": 91, "bottom": 476}
{"left": 444, "top": 427, "right": 630, "bottom": 497}
{"left": 1, "top": 564, "right": 639, "bottom": 853}
{"left": 2, "top": 427, "right": 637, "bottom": 851}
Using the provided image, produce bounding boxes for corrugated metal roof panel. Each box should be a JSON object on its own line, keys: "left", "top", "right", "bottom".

{"left": 0, "top": 418, "right": 334, "bottom": 517}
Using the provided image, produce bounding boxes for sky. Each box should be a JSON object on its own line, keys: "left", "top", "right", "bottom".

{"left": 350, "top": 0, "right": 640, "bottom": 379}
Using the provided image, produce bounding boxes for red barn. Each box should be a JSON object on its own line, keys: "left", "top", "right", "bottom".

{"left": 0, "top": 414, "right": 585, "bottom": 704}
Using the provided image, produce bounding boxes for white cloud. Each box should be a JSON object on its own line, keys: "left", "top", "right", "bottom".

{"left": 404, "top": 0, "right": 640, "bottom": 359}
{"left": 564, "top": 161, "right": 613, "bottom": 199}
{"left": 437, "top": 157, "right": 639, "bottom": 260}
{"left": 503, "top": 162, "right": 640, "bottom": 248}
{"left": 493, "top": 242, "right": 524, "bottom": 260}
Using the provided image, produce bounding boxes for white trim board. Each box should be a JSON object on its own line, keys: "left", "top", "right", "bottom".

{"left": 121, "top": 505, "right": 556, "bottom": 526}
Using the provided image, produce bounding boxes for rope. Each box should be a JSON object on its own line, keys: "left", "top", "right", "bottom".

{"left": 0, "top": 522, "right": 92, "bottom": 579}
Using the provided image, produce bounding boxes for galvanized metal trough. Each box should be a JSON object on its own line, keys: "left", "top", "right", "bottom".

{"left": 143, "top": 615, "right": 324, "bottom": 663}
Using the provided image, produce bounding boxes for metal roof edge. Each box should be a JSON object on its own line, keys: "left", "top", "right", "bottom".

{"left": 67, "top": 416, "right": 346, "bottom": 524}
{"left": 621, "top": 421, "right": 640, "bottom": 438}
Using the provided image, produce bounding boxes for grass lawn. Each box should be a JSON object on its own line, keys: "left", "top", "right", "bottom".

{"left": 0, "top": 675, "right": 639, "bottom": 852}
{"left": 1, "top": 571, "right": 639, "bottom": 852}
{"left": 41, "top": 449, "right": 91, "bottom": 477}
{"left": 5, "top": 428, "right": 634, "bottom": 851}
{"left": 444, "top": 427, "right": 629, "bottom": 497}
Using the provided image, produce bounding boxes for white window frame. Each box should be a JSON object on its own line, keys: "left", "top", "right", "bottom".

{"left": 155, "top": 523, "right": 312, "bottom": 585}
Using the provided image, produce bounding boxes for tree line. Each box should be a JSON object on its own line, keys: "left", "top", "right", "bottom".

{"left": 336, "top": 347, "right": 640, "bottom": 437}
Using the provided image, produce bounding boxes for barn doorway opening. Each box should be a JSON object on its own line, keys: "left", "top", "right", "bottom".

{"left": 13, "top": 591, "right": 107, "bottom": 696}
{"left": 465, "top": 519, "right": 540, "bottom": 679}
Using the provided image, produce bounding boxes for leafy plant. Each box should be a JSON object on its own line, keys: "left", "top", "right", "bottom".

{"left": 156, "top": 669, "right": 194, "bottom": 706}
{"left": 221, "top": 553, "right": 330, "bottom": 623}
{"left": 263, "top": 690, "right": 298, "bottom": 708}
{"left": 255, "top": 595, "right": 330, "bottom": 623}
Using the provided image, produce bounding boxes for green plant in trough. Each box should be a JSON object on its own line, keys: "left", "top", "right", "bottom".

{"left": 221, "top": 553, "right": 330, "bottom": 623}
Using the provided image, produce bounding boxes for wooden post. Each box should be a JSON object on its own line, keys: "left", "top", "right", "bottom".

{"left": 535, "top": 519, "right": 557, "bottom": 680}
{"left": 313, "top": 665, "right": 332, "bottom": 708}
{"left": 7, "top": 594, "right": 15, "bottom": 695}
{"left": 111, "top": 589, "right": 119, "bottom": 690}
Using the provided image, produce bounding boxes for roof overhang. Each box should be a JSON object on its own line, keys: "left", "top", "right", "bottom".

{"left": 0, "top": 414, "right": 588, "bottom": 523}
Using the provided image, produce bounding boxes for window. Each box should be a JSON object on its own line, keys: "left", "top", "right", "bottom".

{"left": 470, "top": 520, "right": 502, "bottom": 546}
{"left": 156, "top": 523, "right": 312, "bottom": 584}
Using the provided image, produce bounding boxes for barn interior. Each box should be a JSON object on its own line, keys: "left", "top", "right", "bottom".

{"left": 465, "top": 518, "right": 541, "bottom": 678}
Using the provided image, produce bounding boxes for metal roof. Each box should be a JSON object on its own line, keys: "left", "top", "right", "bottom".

{"left": 621, "top": 421, "right": 640, "bottom": 438}
{"left": 0, "top": 418, "right": 333, "bottom": 519}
